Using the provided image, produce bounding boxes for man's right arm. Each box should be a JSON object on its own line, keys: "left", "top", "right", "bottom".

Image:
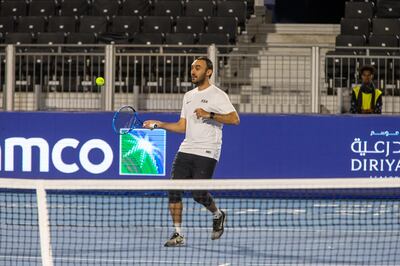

{"left": 374, "top": 94, "right": 383, "bottom": 114}
{"left": 143, "top": 118, "right": 186, "bottom": 133}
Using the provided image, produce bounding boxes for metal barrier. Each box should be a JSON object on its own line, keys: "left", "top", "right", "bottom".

{"left": 325, "top": 47, "right": 400, "bottom": 114}
{"left": 7, "top": 45, "right": 106, "bottom": 111}
{"left": 217, "top": 45, "right": 328, "bottom": 113}
{"left": 0, "top": 46, "right": 5, "bottom": 110}
{"left": 114, "top": 45, "right": 207, "bottom": 112}
{"left": 2, "top": 43, "right": 400, "bottom": 114}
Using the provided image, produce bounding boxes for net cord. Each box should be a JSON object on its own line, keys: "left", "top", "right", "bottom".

{"left": 1, "top": 178, "right": 400, "bottom": 190}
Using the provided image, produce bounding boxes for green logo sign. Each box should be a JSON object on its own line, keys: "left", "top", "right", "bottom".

{"left": 119, "top": 129, "right": 166, "bottom": 176}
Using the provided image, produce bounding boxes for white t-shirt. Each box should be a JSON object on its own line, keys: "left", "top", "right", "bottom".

{"left": 178, "top": 84, "right": 237, "bottom": 160}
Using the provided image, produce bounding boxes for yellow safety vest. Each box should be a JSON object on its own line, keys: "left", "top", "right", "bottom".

{"left": 353, "top": 86, "right": 382, "bottom": 111}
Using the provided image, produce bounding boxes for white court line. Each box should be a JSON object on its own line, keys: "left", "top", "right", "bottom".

{"left": 0, "top": 255, "right": 208, "bottom": 265}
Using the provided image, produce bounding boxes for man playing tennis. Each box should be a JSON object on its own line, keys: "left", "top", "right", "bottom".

{"left": 143, "top": 56, "right": 240, "bottom": 247}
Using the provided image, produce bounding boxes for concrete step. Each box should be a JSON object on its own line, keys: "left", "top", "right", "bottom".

{"left": 265, "top": 34, "right": 336, "bottom": 45}
{"left": 249, "top": 23, "right": 340, "bottom": 35}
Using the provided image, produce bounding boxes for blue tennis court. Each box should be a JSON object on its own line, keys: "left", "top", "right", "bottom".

{"left": 1, "top": 188, "right": 400, "bottom": 266}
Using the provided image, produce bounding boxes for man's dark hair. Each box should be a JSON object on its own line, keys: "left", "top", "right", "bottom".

{"left": 360, "top": 65, "right": 375, "bottom": 75}
{"left": 195, "top": 56, "right": 213, "bottom": 77}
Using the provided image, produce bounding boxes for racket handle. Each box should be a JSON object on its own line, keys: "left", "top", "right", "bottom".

{"left": 149, "top": 123, "right": 158, "bottom": 129}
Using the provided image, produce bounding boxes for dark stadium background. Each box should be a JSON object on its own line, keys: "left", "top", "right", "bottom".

{"left": 275, "top": 0, "right": 346, "bottom": 23}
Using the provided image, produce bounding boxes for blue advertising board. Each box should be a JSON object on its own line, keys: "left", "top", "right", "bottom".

{"left": 0, "top": 112, "right": 399, "bottom": 179}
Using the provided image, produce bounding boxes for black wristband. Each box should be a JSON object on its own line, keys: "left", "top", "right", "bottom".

{"left": 210, "top": 112, "right": 215, "bottom": 119}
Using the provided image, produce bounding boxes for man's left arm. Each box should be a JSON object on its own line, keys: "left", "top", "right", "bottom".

{"left": 194, "top": 108, "right": 240, "bottom": 125}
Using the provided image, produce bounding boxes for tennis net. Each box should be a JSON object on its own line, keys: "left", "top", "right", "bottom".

{"left": 1, "top": 178, "right": 400, "bottom": 266}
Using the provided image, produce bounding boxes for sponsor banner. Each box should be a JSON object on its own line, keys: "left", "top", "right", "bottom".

{"left": 119, "top": 129, "right": 166, "bottom": 176}
{"left": 0, "top": 112, "right": 399, "bottom": 179}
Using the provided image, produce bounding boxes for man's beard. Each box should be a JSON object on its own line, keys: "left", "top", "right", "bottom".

{"left": 192, "top": 75, "right": 206, "bottom": 86}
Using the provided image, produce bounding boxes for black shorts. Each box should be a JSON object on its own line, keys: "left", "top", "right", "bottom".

{"left": 169, "top": 152, "right": 217, "bottom": 205}
{"left": 171, "top": 152, "right": 217, "bottom": 180}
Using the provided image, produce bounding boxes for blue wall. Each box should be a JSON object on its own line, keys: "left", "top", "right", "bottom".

{"left": 0, "top": 112, "right": 399, "bottom": 179}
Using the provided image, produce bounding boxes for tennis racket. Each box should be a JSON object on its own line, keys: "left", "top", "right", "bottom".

{"left": 112, "top": 105, "right": 143, "bottom": 135}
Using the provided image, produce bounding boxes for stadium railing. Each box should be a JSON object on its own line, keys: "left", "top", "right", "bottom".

{"left": 1, "top": 43, "right": 400, "bottom": 114}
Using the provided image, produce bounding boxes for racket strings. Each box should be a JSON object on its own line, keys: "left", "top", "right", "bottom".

{"left": 113, "top": 106, "right": 143, "bottom": 135}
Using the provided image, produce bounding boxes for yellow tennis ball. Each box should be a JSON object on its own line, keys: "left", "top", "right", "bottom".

{"left": 96, "top": 77, "right": 105, "bottom": 86}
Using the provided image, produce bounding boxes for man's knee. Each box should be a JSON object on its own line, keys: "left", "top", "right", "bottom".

{"left": 168, "top": 190, "right": 183, "bottom": 203}
{"left": 192, "top": 191, "right": 213, "bottom": 207}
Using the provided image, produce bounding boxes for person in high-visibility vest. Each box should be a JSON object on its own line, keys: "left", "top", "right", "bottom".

{"left": 350, "top": 65, "right": 383, "bottom": 114}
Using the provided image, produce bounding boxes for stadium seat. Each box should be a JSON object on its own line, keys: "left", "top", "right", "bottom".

{"left": 369, "top": 34, "right": 398, "bottom": 47}
{"left": 217, "top": 0, "right": 247, "bottom": 25}
{"left": 142, "top": 16, "right": 172, "bottom": 33}
{"left": 17, "top": 16, "right": 46, "bottom": 33}
{"left": 48, "top": 16, "right": 77, "bottom": 33}
{"left": 36, "top": 32, "right": 66, "bottom": 51}
{"left": 110, "top": 16, "right": 140, "bottom": 35}
{"left": 164, "top": 33, "right": 196, "bottom": 53}
{"left": 121, "top": 0, "right": 151, "bottom": 16}
{"left": 78, "top": 16, "right": 108, "bottom": 34}
{"left": 372, "top": 18, "right": 400, "bottom": 36}
{"left": 67, "top": 32, "right": 96, "bottom": 43}
{"left": 129, "top": 32, "right": 164, "bottom": 52}
{"left": 153, "top": 1, "right": 183, "bottom": 17}
{"left": 37, "top": 32, "right": 66, "bottom": 44}
{"left": 207, "top": 17, "right": 238, "bottom": 41}
{"left": 185, "top": 1, "right": 215, "bottom": 17}
{"left": 344, "top": 1, "right": 374, "bottom": 19}
{"left": 1, "top": 1, "right": 27, "bottom": 17}
{"left": 336, "top": 34, "right": 366, "bottom": 47}
{"left": 377, "top": 0, "right": 400, "bottom": 18}
{"left": 59, "top": 0, "right": 90, "bottom": 16}
{"left": 198, "top": 32, "right": 230, "bottom": 45}
{"left": 175, "top": 16, "right": 205, "bottom": 33}
{"left": 4, "top": 32, "right": 33, "bottom": 45}
{"left": 132, "top": 32, "right": 163, "bottom": 45}
{"left": 340, "top": 18, "right": 370, "bottom": 36}
{"left": 98, "top": 32, "right": 132, "bottom": 44}
{"left": 29, "top": 0, "right": 56, "bottom": 17}
{"left": 165, "top": 32, "right": 195, "bottom": 45}
{"left": 369, "top": 34, "right": 399, "bottom": 55}
{"left": 335, "top": 34, "right": 367, "bottom": 52}
{"left": 0, "top": 17, "right": 15, "bottom": 36}
{"left": 91, "top": 0, "right": 120, "bottom": 17}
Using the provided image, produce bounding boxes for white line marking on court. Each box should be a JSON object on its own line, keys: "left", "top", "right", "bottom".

{"left": 53, "top": 257, "right": 209, "bottom": 264}
{"left": 0, "top": 256, "right": 395, "bottom": 266}
{"left": 0, "top": 255, "right": 210, "bottom": 265}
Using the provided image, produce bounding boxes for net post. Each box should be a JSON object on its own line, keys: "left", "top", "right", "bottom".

{"left": 36, "top": 181, "right": 54, "bottom": 266}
